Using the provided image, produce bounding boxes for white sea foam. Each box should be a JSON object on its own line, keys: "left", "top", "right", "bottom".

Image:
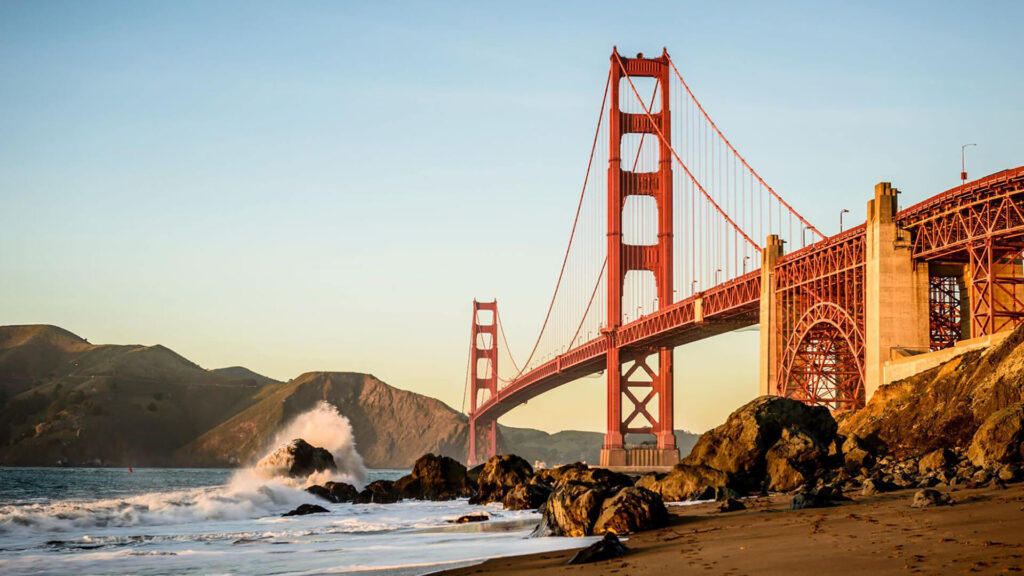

{"left": 0, "top": 405, "right": 593, "bottom": 575}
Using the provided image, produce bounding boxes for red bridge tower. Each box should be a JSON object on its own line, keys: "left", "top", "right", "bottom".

{"left": 467, "top": 300, "right": 498, "bottom": 465}
{"left": 601, "top": 49, "right": 679, "bottom": 468}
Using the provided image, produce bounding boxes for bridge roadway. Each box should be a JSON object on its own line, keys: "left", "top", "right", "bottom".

{"left": 473, "top": 166, "right": 1024, "bottom": 425}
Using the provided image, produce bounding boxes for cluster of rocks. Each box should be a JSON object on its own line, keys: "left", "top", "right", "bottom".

{"left": 288, "top": 448, "right": 666, "bottom": 536}
{"left": 634, "top": 396, "right": 1024, "bottom": 511}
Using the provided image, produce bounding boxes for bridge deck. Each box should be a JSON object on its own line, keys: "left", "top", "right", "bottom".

{"left": 474, "top": 271, "right": 761, "bottom": 422}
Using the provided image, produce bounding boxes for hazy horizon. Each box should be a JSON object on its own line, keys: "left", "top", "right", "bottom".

{"left": 3, "top": 0, "right": 1023, "bottom": 433}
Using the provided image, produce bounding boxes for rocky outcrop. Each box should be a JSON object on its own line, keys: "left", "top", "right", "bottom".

{"left": 354, "top": 480, "right": 401, "bottom": 504}
{"left": 393, "top": 453, "right": 473, "bottom": 500}
{"left": 637, "top": 464, "right": 728, "bottom": 502}
{"left": 502, "top": 483, "right": 552, "bottom": 511}
{"left": 471, "top": 454, "right": 533, "bottom": 504}
{"left": 677, "top": 397, "right": 838, "bottom": 495}
{"left": 568, "top": 533, "right": 627, "bottom": 565}
{"left": 306, "top": 481, "right": 359, "bottom": 503}
{"left": 592, "top": 487, "right": 669, "bottom": 535}
{"left": 911, "top": 488, "right": 952, "bottom": 508}
{"left": 532, "top": 482, "right": 610, "bottom": 537}
{"left": 839, "top": 326, "right": 1024, "bottom": 459}
{"left": 282, "top": 503, "right": 328, "bottom": 516}
{"left": 967, "top": 403, "right": 1024, "bottom": 469}
{"left": 256, "top": 439, "right": 336, "bottom": 478}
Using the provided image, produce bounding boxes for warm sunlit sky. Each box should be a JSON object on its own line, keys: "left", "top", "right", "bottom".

{"left": 2, "top": 1, "right": 1022, "bottom": 433}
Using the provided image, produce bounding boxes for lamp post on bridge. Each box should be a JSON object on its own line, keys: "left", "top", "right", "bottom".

{"left": 961, "top": 143, "right": 977, "bottom": 190}
{"left": 839, "top": 209, "right": 850, "bottom": 233}
{"left": 743, "top": 255, "right": 750, "bottom": 274}
{"left": 715, "top": 268, "right": 722, "bottom": 285}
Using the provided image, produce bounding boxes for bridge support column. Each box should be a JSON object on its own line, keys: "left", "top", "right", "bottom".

{"left": 865, "top": 183, "right": 930, "bottom": 401}
{"left": 759, "top": 234, "right": 785, "bottom": 397}
{"left": 600, "top": 49, "right": 679, "bottom": 469}
{"left": 467, "top": 300, "right": 499, "bottom": 466}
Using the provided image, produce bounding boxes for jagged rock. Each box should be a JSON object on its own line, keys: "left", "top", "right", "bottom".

{"left": 552, "top": 466, "right": 633, "bottom": 492}
{"left": 911, "top": 488, "right": 952, "bottom": 508}
{"left": 449, "top": 513, "right": 489, "bottom": 523}
{"left": 354, "top": 480, "right": 400, "bottom": 504}
{"left": 682, "top": 396, "right": 838, "bottom": 493}
{"left": 791, "top": 486, "right": 843, "bottom": 510}
{"left": 532, "top": 482, "right": 610, "bottom": 537}
{"left": 765, "top": 428, "right": 829, "bottom": 492}
{"left": 643, "top": 464, "right": 728, "bottom": 502}
{"left": 970, "top": 469, "right": 992, "bottom": 487}
{"left": 393, "top": 454, "right": 473, "bottom": 501}
{"left": 839, "top": 326, "right": 1024, "bottom": 460}
{"left": 568, "top": 533, "right": 627, "bottom": 564}
{"left": 842, "top": 435, "right": 876, "bottom": 473}
{"left": 257, "top": 439, "right": 336, "bottom": 478}
{"left": 860, "top": 477, "right": 896, "bottom": 496}
{"left": 718, "top": 498, "right": 746, "bottom": 512}
{"left": 502, "top": 482, "right": 552, "bottom": 511}
{"left": 305, "top": 481, "right": 359, "bottom": 504}
{"left": 282, "top": 503, "right": 329, "bottom": 516}
{"left": 466, "top": 463, "right": 484, "bottom": 485}
{"left": 471, "top": 455, "right": 533, "bottom": 505}
{"left": 592, "top": 487, "right": 668, "bottom": 535}
{"left": 919, "top": 448, "right": 956, "bottom": 476}
{"left": 997, "top": 463, "right": 1022, "bottom": 483}
{"left": 533, "top": 462, "right": 588, "bottom": 486}
{"left": 967, "top": 403, "right": 1024, "bottom": 469}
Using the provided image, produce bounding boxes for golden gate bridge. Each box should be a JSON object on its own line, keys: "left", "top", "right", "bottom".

{"left": 463, "top": 48, "right": 1024, "bottom": 469}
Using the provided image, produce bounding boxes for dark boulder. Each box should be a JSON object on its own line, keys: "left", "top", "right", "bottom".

{"left": 553, "top": 466, "right": 633, "bottom": 492}
{"left": 282, "top": 503, "right": 329, "bottom": 517}
{"left": 790, "top": 486, "right": 843, "bottom": 510}
{"left": 718, "top": 498, "right": 746, "bottom": 512}
{"left": 639, "top": 464, "right": 728, "bottom": 502}
{"left": 682, "top": 396, "right": 838, "bottom": 493}
{"left": 471, "top": 455, "right": 534, "bottom": 505}
{"left": 911, "top": 488, "right": 952, "bottom": 508}
{"left": 967, "top": 403, "right": 1024, "bottom": 469}
{"left": 860, "top": 477, "right": 897, "bottom": 496}
{"left": 502, "top": 482, "right": 552, "bottom": 511}
{"left": 531, "top": 482, "right": 610, "bottom": 537}
{"left": 765, "top": 428, "right": 830, "bottom": 492}
{"left": 842, "top": 434, "right": 876, "bottom": 473}
{"left": 306, "top": 481, "right": 359, "bottom": 504}
{"left": 592, "top": 487, "right": 669, "bottom": 535}
{"left": 449, "top": 513, "right": 489, "bottom": 523}
{"left": 394, "top": 454, "right": 473, "bottom": 501}
{"left": 918, "top": 448, "right": 956, "bottom": 476}
{"left": 257, "top": 439, "right": 336, "bottom": 478}
{"left": 568, "top": 533, "right": 627, "bottom": 565}
{"left": 354, "top": 480, "right": 401, "bottom": 504}
{"left": 533, "top": 462, "right": 588, "bottom": 487}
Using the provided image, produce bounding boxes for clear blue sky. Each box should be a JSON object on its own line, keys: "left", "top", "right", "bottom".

{"left": 2, "top": 1, "right": 1021, "bottom": 432}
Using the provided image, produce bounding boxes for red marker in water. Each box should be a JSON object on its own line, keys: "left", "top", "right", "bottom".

{"left": 129, "top": 466, "right": 133, "bottom": 473}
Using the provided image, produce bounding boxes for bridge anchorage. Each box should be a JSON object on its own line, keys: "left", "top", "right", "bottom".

{"left": 465, "top": 47, "right": 1024, "bottom": 470}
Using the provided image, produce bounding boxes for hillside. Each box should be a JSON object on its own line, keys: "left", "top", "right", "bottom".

{"left": 839, "top": 325, "right": 1024, "bottom": 457}
{"left": 1, "top": 325, "right": 697, "bottom": 469}
{"left": 0, "top": 325, "right": 277, "bottom": 466}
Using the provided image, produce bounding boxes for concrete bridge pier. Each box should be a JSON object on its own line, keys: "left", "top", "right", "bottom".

{"left": 864, "top": 182, "right": 931, "bottom": 400}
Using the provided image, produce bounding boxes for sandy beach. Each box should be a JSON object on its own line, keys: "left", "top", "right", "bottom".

{"left": 439, "top": 483, "right": 1024, "bottom": 575}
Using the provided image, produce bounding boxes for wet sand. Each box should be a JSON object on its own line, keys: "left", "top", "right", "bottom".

{"left": 438, "top": 483, "right": 1024, "bottom": 575}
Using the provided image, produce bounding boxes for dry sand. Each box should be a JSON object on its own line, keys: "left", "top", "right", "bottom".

{"left": 439, "top": 483, "right": 1024, "bottom": 575}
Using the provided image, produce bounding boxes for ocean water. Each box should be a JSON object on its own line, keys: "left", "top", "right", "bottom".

{"left": 0, "top": 466, "right": 592, "bottom": 576}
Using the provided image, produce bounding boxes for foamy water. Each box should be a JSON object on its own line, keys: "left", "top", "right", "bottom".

{"left": 0, "top": 403, "right": 593, "bottom": 575}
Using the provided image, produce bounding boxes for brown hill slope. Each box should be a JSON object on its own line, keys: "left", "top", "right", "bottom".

{"left": 0, "top": 325, "right": 277, "bottom": 466}
{"left": 839, "top": 326, "right": 1024, "bottom": 457}
{"left": 178, "top": 372, "right": 469, "bottom": 469}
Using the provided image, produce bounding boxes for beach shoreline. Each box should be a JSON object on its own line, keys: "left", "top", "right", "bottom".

{"left": 435, "top": 482, "right": 1024, "bottom": 575}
